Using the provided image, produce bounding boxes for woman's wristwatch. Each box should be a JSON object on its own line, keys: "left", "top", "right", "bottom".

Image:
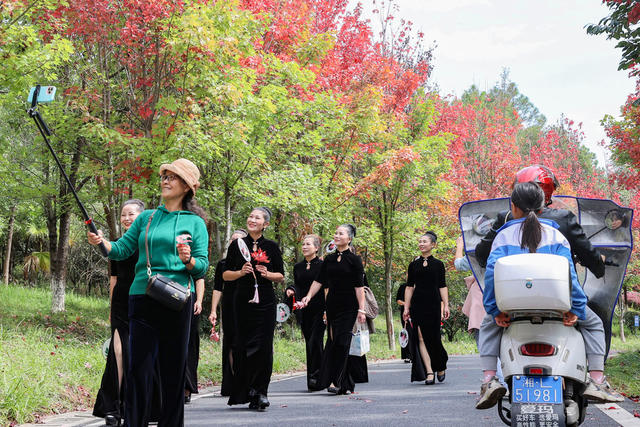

{"left": 182, "top": 255, "right": 192, "bottom": 265}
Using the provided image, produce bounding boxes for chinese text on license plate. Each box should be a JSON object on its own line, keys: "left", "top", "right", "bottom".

{"left": 512, "top": 376, "right": 562, "bottom": 404}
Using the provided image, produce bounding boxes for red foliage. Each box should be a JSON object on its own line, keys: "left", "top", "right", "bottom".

{"left": 350, "top": 146, "right": 420, "bottom": 198}
{"left": 529, "top": 121, "right": 605, "bottom": 199}
{"left": 239, "top": 0, "right": 430, "bottom": 115}
{"left": 431, "top": 95, "right": 522, "bottom": 205}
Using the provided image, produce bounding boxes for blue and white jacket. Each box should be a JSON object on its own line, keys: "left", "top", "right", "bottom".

{"left": 483, "top": 218, "right": 587, "bottom": 321}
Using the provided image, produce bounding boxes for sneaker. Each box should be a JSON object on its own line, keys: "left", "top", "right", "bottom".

{"left": 583, "top": 377, "right": 624, "bottom": 403}
{"left": 475, "top": 377, "right": 507, "bottom": 409}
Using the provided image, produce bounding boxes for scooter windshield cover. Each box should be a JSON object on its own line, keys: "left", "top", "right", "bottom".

{"left": 458, "top": 196, "right": 633, "bottom": 354}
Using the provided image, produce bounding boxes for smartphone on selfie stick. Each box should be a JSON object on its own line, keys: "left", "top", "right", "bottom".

{"left": 27, "top": 85, "right": 109, "bottom": 257}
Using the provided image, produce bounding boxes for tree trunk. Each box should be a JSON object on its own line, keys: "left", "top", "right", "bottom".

{"left": 209, "top": 220, "right": 219, "bottom": 261}
{"left": 51, "top": 198, "right": 74, "bottom": 312}
{"left": 3, "top": 205, "right": 17, "bottom": 285}
{"left": 43, "top": 161, "right": 58, "bottom": 279}
{"left": 384, "top": 248, "right": 396, "bottom": 351}
{"left": 50, "top": 136, "right": 84, "bottom": 313}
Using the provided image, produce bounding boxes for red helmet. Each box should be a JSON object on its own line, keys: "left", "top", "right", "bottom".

{"left": 514, "top": 165, "right": 559, "bottom": 206}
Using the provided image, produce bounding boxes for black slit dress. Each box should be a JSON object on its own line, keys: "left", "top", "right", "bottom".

{"left": 406, "top": 255, "right": 448, "bottom": 382}
{"left": 316, "top": 250, "right": 364, "bottom": 393}
{"left": 213, "top": 258, "right": 235, "bottom": 397}
{"left": 224, "top": 235, "right": 284, "bottom": 405}
{"left": 93, "top": 254, "right": 137, "bottom": 420}
{"left": 290, "top": 257, "right": 325, "bottom": 390}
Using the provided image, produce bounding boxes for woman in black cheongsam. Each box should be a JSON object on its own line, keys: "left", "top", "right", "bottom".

{"left": 301, "top": 224, "right": 367, "bottom": 395}
{"left": 286, "top": 234, "right": 325, "bottom": 391}
{"left": 403, "top": 231, "right": 449, "bottom": 385}
{"left": 209, "top": 229, "right": 247, "bottom": 397}
{"left": 223, "top": 208, "right": 284, "bottom": 411}
{"left": 94, "top": 199, "right": 160, "bottom": 426}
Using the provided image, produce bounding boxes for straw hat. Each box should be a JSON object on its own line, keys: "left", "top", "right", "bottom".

{"left": 159, "top": 159, "right": 201, "bottom": 194}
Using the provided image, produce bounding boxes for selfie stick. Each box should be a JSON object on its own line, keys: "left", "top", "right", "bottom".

{"left": 27, "top": 85, "right": 109, "bottom": 257}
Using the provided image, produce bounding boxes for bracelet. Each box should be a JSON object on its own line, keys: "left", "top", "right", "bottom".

{"left": 182, "top": 255, "right": 192, "bottom": 265}
{"left": 358, "top": 309, "right": 366, "bottom": 314}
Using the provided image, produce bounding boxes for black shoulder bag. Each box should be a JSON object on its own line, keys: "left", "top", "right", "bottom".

{"left": 144, "top": 210, "right": 190, "bottom": 311}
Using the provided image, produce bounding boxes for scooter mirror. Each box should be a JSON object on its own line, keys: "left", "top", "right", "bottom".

{"left": 604, "top": 209, "right": 626, "bottom": 230}
{"left": 471, "top": 214, "right": 495, "bottom": 236}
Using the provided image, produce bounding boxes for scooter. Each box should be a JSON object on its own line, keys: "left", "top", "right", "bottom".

{"left": 458, "top": 197, "right": 633, "bottom": 426}
{"left": 493, "top": 252, "right": 588, "bottom": 426}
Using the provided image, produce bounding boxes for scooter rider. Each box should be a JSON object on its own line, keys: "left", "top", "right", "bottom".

{"left": 475, "top": 165, "right": 605, "bottom": 278}
{"left": 475, "top": 165, "right": 620, "bottom": 404}
{"left": 475, "top": 183, "right": 623, "bottom": 410}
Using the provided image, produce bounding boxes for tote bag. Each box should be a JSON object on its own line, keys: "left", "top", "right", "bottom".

{"left": 349, "top": 323, "right": 370, "bottom": 356}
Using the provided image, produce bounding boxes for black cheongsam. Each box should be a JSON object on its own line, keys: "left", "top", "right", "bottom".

{"left": 94, "top": 253, "right": 161, "bottom": 422}
{"left": 224, "top": 235, "right": 284, "bottom": 404}
{"left": 315, "top": 250, "right": 364, "bottom": 393}
{"left": 93, "top": 254, "right": 136, "bottom": 419}
{"left": 292, "top": 257, "right": 325, "bottom": 390}
{"left": 406, "top": 255, "right": 448, "bottom": 381}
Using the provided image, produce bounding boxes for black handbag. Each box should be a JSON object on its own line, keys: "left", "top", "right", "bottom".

{"left": 144, "top": 210, "right": 190, "bottom": 311}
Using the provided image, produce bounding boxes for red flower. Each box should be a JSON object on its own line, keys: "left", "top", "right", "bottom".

{"left": 251, "top": 249, "right": 270, "bottom": 264}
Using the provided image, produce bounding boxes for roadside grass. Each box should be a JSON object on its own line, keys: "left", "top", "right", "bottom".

{"left": 605, "top": 333, "right": 640, "bottom": 399}
{"left": 606, "top": 349, "right": 640, "bottom": 398}
{"left": 0, "top": 286, "right": 108, "bottom": 425}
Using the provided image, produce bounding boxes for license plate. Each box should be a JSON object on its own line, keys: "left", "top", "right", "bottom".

{"left": 512, "top": 376, "right": 562, "bottom": 404}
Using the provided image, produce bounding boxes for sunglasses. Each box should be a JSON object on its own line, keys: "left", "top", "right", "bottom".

{"left": 160, "top": 174, "right": 181, "bottom": 183}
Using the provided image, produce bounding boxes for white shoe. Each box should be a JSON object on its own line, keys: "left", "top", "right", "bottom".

{"left": 476, "top": 377, "right": 507, "bottom": 409}
{"left": 583, "top": 377, "right": 624, "bottom": 403}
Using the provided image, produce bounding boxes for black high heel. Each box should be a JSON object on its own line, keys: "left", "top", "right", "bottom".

{"left": 425, "top": 373, "right": 435, "bottom": 385}
{"left": 257, "top": 394, "right": 270, "bottom": 411}
{"left": 437, "top": 371, "right": 446, "bottom": 383}
{"left": 105, "top": 415, "right": 120, "bottom": 427}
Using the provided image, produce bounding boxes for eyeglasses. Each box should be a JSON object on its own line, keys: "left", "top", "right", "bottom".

{"left": 160, "top": 174, "right": 179, "bottom": 183}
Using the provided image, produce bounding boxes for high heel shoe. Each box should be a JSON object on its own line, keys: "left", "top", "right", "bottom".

{"left": 257, "top": 394, "right": 270, "bottom": 411}
{"left": 437, "top": 371, "right": 446, "bottom": 383}
{"left": 105, "top": 415, "right": 120, "bottom": 427}
{"left": 425, "top": 373, "right": 435, "bottom": 385}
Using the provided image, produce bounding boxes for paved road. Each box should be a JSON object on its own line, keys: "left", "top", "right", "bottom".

{"left": 22, "top": 356, "right": 640, "bottom": 426}
{"left": 185, "top": 357, "right": 640, "bottom": 426}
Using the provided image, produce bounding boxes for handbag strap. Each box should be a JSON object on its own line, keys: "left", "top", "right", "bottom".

{"left": 145, "top": 210, "right": 156, "bottom": 279}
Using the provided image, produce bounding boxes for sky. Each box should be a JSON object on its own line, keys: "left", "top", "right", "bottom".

{"left": 359, "top": 0, "right": 636, "bottom": 166}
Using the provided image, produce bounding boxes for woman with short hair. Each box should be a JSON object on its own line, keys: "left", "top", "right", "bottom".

{"left": 93, "top": 199, "right": 146, "bottom": 426}
{"left": 286, "top": 234, "right": 325, "bottom": 391}
{"left": 223, "top": 208, "right": 284, "bottom": 411}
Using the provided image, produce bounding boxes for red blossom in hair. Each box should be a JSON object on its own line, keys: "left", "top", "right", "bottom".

{"left": 251, "top": 249, "right": 270, "bottom": 264}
